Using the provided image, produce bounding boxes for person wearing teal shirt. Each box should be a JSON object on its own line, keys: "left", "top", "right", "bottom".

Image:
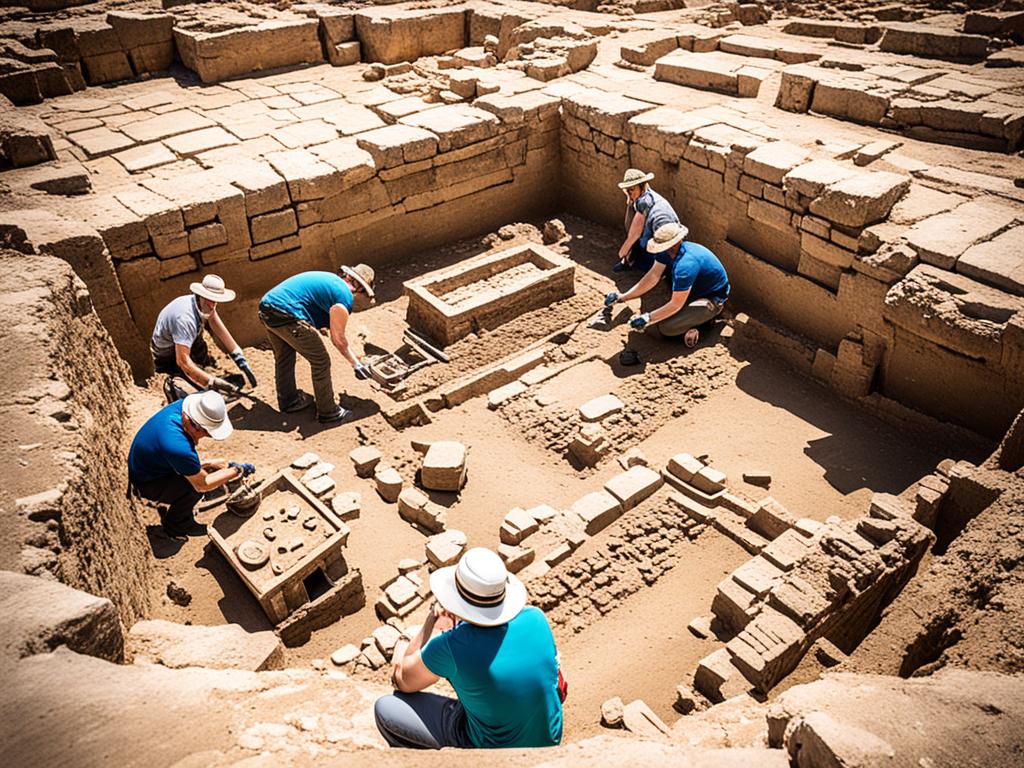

{"left": 258, "top": 264, "right": 375, "bottom": 425}
{"left": 376, "top": 548, "right": 564, "bottom": 749}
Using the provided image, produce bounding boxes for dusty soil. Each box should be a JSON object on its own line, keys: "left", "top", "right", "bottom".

{"left": 132, "top": 215, "right": 992, "bottom": 739}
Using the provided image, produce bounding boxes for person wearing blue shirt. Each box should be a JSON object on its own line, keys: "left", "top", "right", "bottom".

{"left": 605, "top": 222, "right": 730, "bottom": 348}
{"left": 376, "top": 548, "right": 564, "bottom": 750}
{"left": 258, "top": 264, "right": 375, "bottom": 425}
{"left": 615, "top": 168, "right": 681, "bottom": 273}
{"left": 127, "top": 391, "right": 254, "bottom": 539}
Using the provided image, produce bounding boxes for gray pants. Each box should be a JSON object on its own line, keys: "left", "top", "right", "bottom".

{"left": 260, "top": 311, "right": 336, "bottom": 417}
{"left": 374, "top": 692, "right": 473, "bottom": 750}
{"left": 657, "top": 297, "right": 725, "bottom": 338}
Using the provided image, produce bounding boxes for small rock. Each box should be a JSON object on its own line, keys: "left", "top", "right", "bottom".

{"left": 166, "top": 581, "right": 191, "bottom": 607}
{"left": 375, "top": 465, "right": 403, "bottom": 503}
{"left": 292, "top": 452, "right": 320, "bottom": 470}
{"left": 349, "top": 445, "right": 382, "bottom": 478}
{"left": 332, "top": 491, "right": 361, "bottom": 521}
{"left": 674, "top": 683, "right": 709, "bottom": 715}
{"left": 687, "top": 615, "right": 712, "bottom": 639}
{"left": 542, "top": 218, "right": 567, "bottom": 244}
{"left": 311, "top": 658, "right": 327, "bottom": 671}
{"left": 398, "top": 558, "right": 421, "bottom": 573}
{"left": 330, "top": 644, "right": 361, "bottom": 667}
{"left": 743, "top": 470, "right": 772, "bottom": 487}
{"left": 363, "top": 63, "right": 385, "bottom": 81}
{"left": 601, "top": 696, "right": 624, "bottom": 727}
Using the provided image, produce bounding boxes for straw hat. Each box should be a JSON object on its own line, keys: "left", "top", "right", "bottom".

{"left": 340, "top": 264, "right": 375, "bottom": 299}
{"left": 429, "top": 548, "right": 527, "bottom": 627}
{"left": 646, "top": 222, "right": 689, "bottom": 254}
{"left": 190, "top": 274, "right": 236, "bottom": 303}
{"left": 182, "top": 391, "right": 233, "bottom": 440}
{"left": 617, "top": 168, "right": 655, "bottom": 189}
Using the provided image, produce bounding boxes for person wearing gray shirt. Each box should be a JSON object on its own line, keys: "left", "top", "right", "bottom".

{"left": 151, "top": 275, "right": 256, "bottom": 398}
{"left": 615, "top": 168, "right": 681, "bottom": 273}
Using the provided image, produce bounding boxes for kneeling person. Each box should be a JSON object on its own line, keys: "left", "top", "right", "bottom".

{"left": 605, "top": 222, "right": 730, "bottom": 346}
{"left": 375, "top": 548, "right": 563, "bottom": 749}
{"left": 128, "top": 391, "right": 254, "bottom": 539}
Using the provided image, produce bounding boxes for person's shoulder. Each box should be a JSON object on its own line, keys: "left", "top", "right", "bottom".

{"left": 517, "top": 605, "right": 552, "bottom": 629}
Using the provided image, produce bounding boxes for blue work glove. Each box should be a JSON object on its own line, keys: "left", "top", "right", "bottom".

{"left": 630, "top": 312, "right": 651, "bottom": 330}
{"left": 229, "top": 461, "right": 256, "bottom": 478}
{"left": 604, "top": 291, "right": 620, "bottom": 307}
{"left": 354, "top": 362, "right": 371, "bottom": 381}
{"left": 230, "top": 350, "right": 257, "bottom": 388}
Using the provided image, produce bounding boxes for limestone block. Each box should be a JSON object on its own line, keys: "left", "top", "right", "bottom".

{"left": 620, "top": 33, "right": 679, "bottom": 66}
{"left": 113, "top": 143, "right": 175, "bottom": 173}
{"left": 328, "top": 41, "right": 361, "bottom": 67}
{"left": 372, "top": 624, "right": 402, "bottom": 657}
{"left": 904, "top": 200, "right": 1019, "bottom": 270}
{"left": 691, "top": 466, "right": 727, "bottom": 494}
{"left": 561, "top": 88, "right": 652, "bottom": 138}
{"left": 579, "top": 394, "right": 623, "bottom": 422}
{"left": 421, "top": 441, "right": 467, "bottom": 492}
{"left": 768, "top": 575, "right": 831, "bottom": 628}
{"left": 879, "top": 23, "right": 989, "bottom": 61}
{"left": 354, "top": 8, "right": 467, "bottom": 64}
{"left": 749, "top": 497, "right": 797, "bottom": 540}
{"left": 744, "top": 142, "right": 810, "bottom": 186}
{"left": 220, "top": 159, "right": 290, "bottom": 217}
{"left": 398, "top": 487, "right": 430, "bottom": 524}
{"left": 694, "top": 647, "right": 750, "bottom": 701}
{"left": 500, "top": 507, "right": 539, "bottom": 545}
{"left": 810, "top": 79, "right": 891, "bottom": 125}
{"left": 107, "top": 11, "right": 173, "bottom": 73}
{"left": 497, "top": 543, "right": 534, "bottom": 574}
{"left": 304, "top": 474, "right": 335, "bottom": 497}
{"left": 761, "top": 529, "right": 814, "bottom": 571}
{"left": 266, "top": 148, "right": 343, "bottom": 202}
{"left": 349, "top": 445, "right": 382, "bottom": 478}
{"left": 732, "top": 557, "right": 785, "bottom": 597}
{"left": 569, "top": 423, "right": 609, "bottom": 467}
{"left": 488, "top": 380, "right": 527, "bottom": 409}
{"left": 69, "top": 125, "right": 134, "bottom": 158}
{"left": 957, "top": 228, "right": 1024, "bottom": 295}
{"left": 250, "top": 209, "right": 297, "bottom": 244}
{"left": 331, "top": 491, "right": 360, "bottom": 522}
{"left": 783, "top": 159, "right": 857, "bottom": 199}
{"left": 571, "top": 491, "right": 623, "bottom": 535}
{"left": 173, "top": 20, "right": 323, "bottom": 84}
{"left": 711, "top": 576, "right": 758, "bottom": 632}
{"left": 668, "top": 453, "right": 704, "bottom": 483}
{"left": 776, "top": 64, "right": 820, "bottom": 113}
{"left": 127, "top": 620, "right": 282, "bottom": 671}
{"left": 399, "top": 105, "right": 500, "bottom": 153}
{"left": 622, "top": 699, "right": 671, "bottom": 738}
{"left": 331, "top": 643, "right": 360, "bottom": 667}
{"left": 425, "top": 529, "right": 467, "bottom": 568}
{"left": 655, "top": 49, "right": 743, "bottom": 95}
{"left": 604, "top": 466, "right": 663, "bottom": 510}
{"left": 375, "top": 465, "right": 403, "bottom": 503}
{"left": 356, "top": 124, "right": 439, "bottom": 169}
{"left": 808, "top": 171, "right": 910, "bottom": 229}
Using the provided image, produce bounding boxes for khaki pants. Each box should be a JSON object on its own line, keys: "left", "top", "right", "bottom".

{"left": 260, "top": 312, "right": 336, "bottom": 417}
{"left": 657, "top": 298, "right": 725, "bottom": 338}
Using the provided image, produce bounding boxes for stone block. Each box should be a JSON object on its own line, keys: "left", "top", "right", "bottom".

{"left": 498, "top": 543, "right": 534, "bottom": 573}
{"left": 810, "top": 79, "right": 890, "bottom": 126}
{"left": 304, "top": 474, "right": 335, "bottom": 497}
{"left": 488, "top": 380, "right": 527, "bottom": 409}
{"left": 691, "top": 466, "right": 727, "bottom": 494}
{"left": 579, "top": 394, "right": 623, "bottom": 422}
{"left": 957, "top": 228, "right": 1024, "bottom": 295}
{"left": 776, "top": 64, "right": 819, "bottom": 113}
{"left": 904, "top": 200, "right": 1019, "bottom": 270}
{"left": 604, "top": 466, "right": 663, "bottom": 510}
{"left": 425, "top": 529, "right": 467, "bottom": 568}
{"left": 808, "top": 171, "right": 910, "bottom": 229}
{"left": 711, "top": 575, "right": 758, "bottom": 632}
{"left": 761, "top": 529, "right": 814, "bottom": 571}
{"left": 399, "top": 105, "right": 499, "bottom": 153}
{"left": 571, "top": 491, "right": 623, "bottom": 535}
{"left": 561, "top": 88, "right": 652, "bottom": 138}
{"left": 749, "top": 497, "right": 797, "bottom": 539}
{"left": 744, "top": 141, "right": 810, "bottom": 186}
{"left": 173, "top": 20, "right": 323, "bottom": 84}
{"left": 569, "top": 423, "right": 609, "bottom": 468}
{"left": 122, "top": 110, "right": 215, "bottom": 144}
{"left": 420, "top": 441, "right": 467, "bottom": 492}
{"left": 127, "top": 619, "right": 282, "bottom": 671}
{"left": 731, "top": 557, "right": 785, "bottom": 597}
{"left": 372, "top": 624, "right": 402, "bottom": 657}
{"left": 783, "top": 159, "right": 857, "bottom": 199}
{"left": 374, "top": 465, "right": 403, "bottom": 503}
{"left": 355, "top": 7, "right": 466, "bottom": 64}
{"left": 250, "top": 209, "right": 297, "bottom": 244}
{"left": 500, "top": 507, "right": 539, "bottom": 545}
{"left": 622, "top": 699, "right": 671, "bottom": 738}
{"left": 331, "top": 491, "right": 360, "bottom": 522}
{"left": 879, "top": 22, "right": 989, "bottom": 61}
{"left": 349, "top": 445, "right": 382, "bottom": 478}
{"left": 667, "top": 453, "right": 704, "bottom": 483}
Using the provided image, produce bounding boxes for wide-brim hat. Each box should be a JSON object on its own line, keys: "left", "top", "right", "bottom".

{"left": 182, "top": 391, "right": 233, "bottom": 440}
{"left": 190, "top": 274, "right": 236, "bottom": 303}
{"left": 646, "top": 222, "right": 689, "bottom": 254}
{"left": 340, "top": 264, "right": 375, "bottom": 299}
{"left": 617, "top": 168, "right": 655, "bottom": 189}
{"left": 429, "top": 547, "right": 527, "bottom": 627}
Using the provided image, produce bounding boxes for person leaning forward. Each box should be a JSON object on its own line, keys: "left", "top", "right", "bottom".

{"left": 258, "top": 265, "right": 375, "bottom": 425}
{"left": 614, "top": 168, "right": 681, "bottom": 274}
{"left": 605, "top": 222, "right": 730, "bottom": 347}
{"left": 375, "top": 547, "right": 564, "bottom": 750}
{"left": 127, "top": 390, "right": 255, "bottom": 539}
{"left": 150, "top": 274, "right": 257, "bottom": 398}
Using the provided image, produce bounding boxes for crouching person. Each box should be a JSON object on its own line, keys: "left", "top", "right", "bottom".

{"left": 375, "top": 547, "right": 564, "bottom": 749}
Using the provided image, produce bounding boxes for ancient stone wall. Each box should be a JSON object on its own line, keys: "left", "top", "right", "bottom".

{"left": 1, "top": 251, "right": 153, "bottom": 626}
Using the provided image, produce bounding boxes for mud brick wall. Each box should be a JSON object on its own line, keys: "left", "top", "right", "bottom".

{"left": 558, "top": 84, "right": 1024, "bottom": 438}
{"left": 1, "top": 252, "right": 153, "bottom": 626}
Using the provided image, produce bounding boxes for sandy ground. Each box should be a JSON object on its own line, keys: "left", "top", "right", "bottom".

{"left": 131, "top": 215, "right": 992, "bottom": 740}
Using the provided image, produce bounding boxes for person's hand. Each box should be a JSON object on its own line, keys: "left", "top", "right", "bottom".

{"left": 208, "top": 376, "right": 240, "bottom": 395}
{"left": 354, "top": 362, "right": 371, "bottom": 381}
{"left": 630, "top": 313, "right": 651, "bottom": 330}
{"left": 230, "top": 350, "right": 257, "bottom": 388}
{"left": 229, "top": 461, "right": 255, "bottom": 478}
{"left": 604, "top": 291, "right": 620, "bottom": 307}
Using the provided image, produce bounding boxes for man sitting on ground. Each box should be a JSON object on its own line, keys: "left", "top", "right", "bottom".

{"left": 150, "top": 274, "right": 257, "bottom": 400}
{"left": 614, "top": 168, "right": 681, "bottom": 273}
{"left": 375, "top": 547, "right": 563, "bottom": 750}
{"left": 258, "top": 265, "right": 375, "bottom": 425}
{"left": 128, "top": 390, "right": 254, "bottom": 539}
{"left": 605, "top": 222, "right": 730, "bottom": 347}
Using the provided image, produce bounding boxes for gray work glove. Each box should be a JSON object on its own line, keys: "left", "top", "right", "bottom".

{"left": 230, "top": 350, "right": 257, "bottom": 388}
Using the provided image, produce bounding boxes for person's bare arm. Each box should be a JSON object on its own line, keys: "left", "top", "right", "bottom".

{"left": 207, "top": 310, "right": 240, "bottom": 354}
{"left": 175, "top": 344, "right": 213, "bottom": 387}
{"left": 617, "top": 212, "right": 646, "bottom": 260}
{"left": 392, "top": 604, "right": 444, "bottom": 693}
{"left": 620, "top": 261, "right": 666, "bottom": 302}
{"left": 649, "top": 288, "right": 691, "bottom": 324}
{"left": 201, "top": 458, "right": 227, "bottom": 471}
{"left": 184, "top": 464, "right": 241, "bottom": 493}
{"left": 328, "top": 304, "right": 360, "bottom": 367}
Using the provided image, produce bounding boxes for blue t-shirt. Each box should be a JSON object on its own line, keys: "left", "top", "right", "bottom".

{"left": 633, "top": 188, "right": 680, "bottom": 245}
{"left": 260, "top": 271, "right": 353, "bottom": 329}
{"left": 655, "top": 241, "right": 730, "bottom": 302}
{"left": 128, "top": 401, "right": 201, "bottom": 484}
{"left": 421, "top": 606, "right": 563, "bottom": 749}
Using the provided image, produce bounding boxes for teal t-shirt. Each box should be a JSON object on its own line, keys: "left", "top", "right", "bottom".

{"left": 421, "top": 606, "right": 563, "bottom": 748}
{"left": 260, "top": 271, "right": 353, "bottom": 329}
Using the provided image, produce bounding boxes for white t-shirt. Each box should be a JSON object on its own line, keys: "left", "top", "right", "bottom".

{"left": 151, "top": 295, "right": 203, "bottom": 354}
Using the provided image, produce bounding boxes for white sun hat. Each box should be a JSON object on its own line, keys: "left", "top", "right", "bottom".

{"left": 646, "top": 222, "right": 690, "bottom": 254}
{"left": 617, "top": 168, "right": 655, "bottom": 189}
{"left": 190, "top": 274, "right": 236, "bottom": 303}
{"left": 340, "top": 264, "right": 375, "bottom": 299}
{"left": 429, "top": 547, "right": 527, "bottom": 627}
{"left": 182, "top": 391, "right": 233, "bottom": 440}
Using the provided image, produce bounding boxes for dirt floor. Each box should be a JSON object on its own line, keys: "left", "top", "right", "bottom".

{"left": 133, "top": 214, "right": 992, "bottom": 739}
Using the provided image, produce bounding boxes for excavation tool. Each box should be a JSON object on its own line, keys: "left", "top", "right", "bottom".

{"left": 364, "top": 328, "right": 449, "bottom": 392}
{"left": 226, "top": 476, "right": 262, "bottom": 517}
